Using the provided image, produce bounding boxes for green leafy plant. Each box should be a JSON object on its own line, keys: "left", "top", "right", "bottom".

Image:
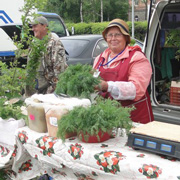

{"left": 18, "top": 0, "right": 49, "bottom": 91}
{"left": 55, "top": 63, "right": 101, "bottom": 99}
{"left": 25, "top": 36, "right": 48, "bottom": 89}
{"left": 165, "top": 29, "right": 180, "bottom": 61}
{"left": 57, "top": 97, "right": 133, "bottom": 142}
{"left": 0, "top": 61, "right": 26, "bottom": 98}
{"left": 0, "top": 97, "right": 27, "bottom": 120}
{"left": 0, "top": 0, "right": 48, "bottom": 120}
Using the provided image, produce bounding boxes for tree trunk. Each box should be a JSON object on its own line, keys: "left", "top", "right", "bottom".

{"left": 91, "top": 0, "right": 96, "bottom": 22}
{"left": 145, "top": 0, "right": 148, "bottom": 20}
{"left": 80, "top": 0, "right": 83, "bottom": 23}
{"left": 101, "top": 0, "right": 103, "bottom": 22}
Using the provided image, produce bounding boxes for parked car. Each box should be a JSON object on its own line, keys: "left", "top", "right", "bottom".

{"left": 143, "top": 0, "right": 180, "bottom": 124}
{"left": 60, "top": 35, "right": 143, "bottom": 65}
{"left": 60, "top": 34, "right": 108, "bottom": 65}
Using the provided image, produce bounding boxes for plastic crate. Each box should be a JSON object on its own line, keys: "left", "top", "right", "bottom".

{"left": 170, "top": 87, "right": 180, "bottom": 106}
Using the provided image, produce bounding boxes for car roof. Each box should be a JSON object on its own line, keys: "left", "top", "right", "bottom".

{"left": 60, "top": 34, "right": 103, "bottom": 40}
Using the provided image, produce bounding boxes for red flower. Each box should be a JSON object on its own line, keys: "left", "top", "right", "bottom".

{"left": 138, "top": 168, "right": 142, "bottom": 173}
{"left": 19, "top": 133, "right": 24, "bottom": 138}
{"left": 158, "top": 169, "right": 162, "bottom": 174}
{"left": 41, "top": 146, "right": 46, "bottom": 150}
{"left": 79, "top": 151, "right": 83, "bottom": 157}
{"left": 48, "top": 142, "right": 54, "bottom": 149}
{"left": 110, "top": 170, "right": 115, "bottom": 174}
{"left": 155, "top": 172, "right": 159, "bottom": 178}
{"left": 112, "top": 157, "right": 119, "bottom": 165}
{"left": 71, "top": 146, "right": 76, "bottom": 152}
{"left": 104, "top": 151, "right": 112, "bottom": 157}
{"left": 101, "top": 161, "right": 108, "bottom": 167}
{"left": 43, "top": 136, "right": 48, "bottom": 142}
{"left": 143, "top": 165, "right": 149, "bottom": 171}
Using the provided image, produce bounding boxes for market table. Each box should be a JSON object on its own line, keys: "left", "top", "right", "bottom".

{"left": 1, "top": 125, "right": 180, "bottom": 180}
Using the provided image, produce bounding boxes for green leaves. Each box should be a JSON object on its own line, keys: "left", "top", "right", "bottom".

{"left": 165, "top": 29, "right": 180, "bottom": 61}
{"left": 25, "top": 36, "right": 48, "bottom": 88}
{"left": 0, "top": 61, "right": 26, "bottom": 98}
{"left": 57, "top": 97, "right": 133, "bottom": 141}
{"left": 55, "top": 63, "right": 100, "bottom": 99}
{"left": 0, "top": 97, "right": 27, "bottom": 120}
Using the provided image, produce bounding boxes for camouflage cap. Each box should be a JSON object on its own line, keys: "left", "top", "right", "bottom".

{"left": 30, "top": 16, "right": 48, "bottom": 26}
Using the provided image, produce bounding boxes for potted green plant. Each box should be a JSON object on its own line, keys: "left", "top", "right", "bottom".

{"left": 57, "top": 97, "right": 133, "bottom": 143}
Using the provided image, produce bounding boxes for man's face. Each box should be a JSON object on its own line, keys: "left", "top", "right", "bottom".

{"left": 31, "top": 24, "right": 47, "bottom": 39}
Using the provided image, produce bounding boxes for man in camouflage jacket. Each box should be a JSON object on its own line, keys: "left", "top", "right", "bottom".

{"left": 25, "top": 16, "right": 68, "bottom": 96}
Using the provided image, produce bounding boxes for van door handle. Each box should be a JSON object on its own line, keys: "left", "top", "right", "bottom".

{"left": 163, "top": 109, "right": 171, "bottom": 112}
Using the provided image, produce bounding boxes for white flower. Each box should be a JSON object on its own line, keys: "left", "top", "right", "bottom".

{"left": 99, "top": 154, "right": 106, "bottom": 162}
{"left": 39, "top": 139, "right": 45, "bottom": 147}
{"left": 147, "top": 167, "right": 154, "bottom": 176}
{"left": 74, "top": 148, "right": 78, "bottom": 156}
{"left": 107, "top": 158, "right": 113, "bottom": 169}
{"left": 47, "top": 138, "right": 51, "bottom": 143}
{"left": 45, "top": 142, "right": 49, "bottom": 149}
{"left": 20, "top": 135, "right": 24, "bottom": 141}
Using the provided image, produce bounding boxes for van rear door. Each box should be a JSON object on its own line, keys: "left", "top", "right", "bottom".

{"left": 144, "top": 0, "right": 180, "bottom": 124}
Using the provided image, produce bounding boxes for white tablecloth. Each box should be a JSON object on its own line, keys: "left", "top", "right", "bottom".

{"left": 1, "top": 126, "right": 180, "bottom": 180}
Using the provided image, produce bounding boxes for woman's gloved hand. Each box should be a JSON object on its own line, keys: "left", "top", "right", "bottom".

{"left": 94, "top": 80, "right": 108, "bottom": 92}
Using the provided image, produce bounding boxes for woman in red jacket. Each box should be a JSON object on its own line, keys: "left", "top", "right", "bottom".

{"left": 93, "top": 18, "right": 154, "bottom": 124}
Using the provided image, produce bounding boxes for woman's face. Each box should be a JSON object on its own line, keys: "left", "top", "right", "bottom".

{"left": 106, "top": 26, "right": 127, "bottom": 54}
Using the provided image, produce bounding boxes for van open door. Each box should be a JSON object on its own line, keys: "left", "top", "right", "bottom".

{"left": 144, "top": 0, "right": 180, "bottom": 124}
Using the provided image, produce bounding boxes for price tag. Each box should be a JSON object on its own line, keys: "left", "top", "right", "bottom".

{"left": 93, "top": 70, "right": 100, "bottom": 78}
{"left": 49, "top": 117, "right": 58, "bottom": 127}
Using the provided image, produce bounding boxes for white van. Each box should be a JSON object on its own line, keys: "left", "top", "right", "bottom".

{"left": 144, "top": 0, "right": 180, "bottom": 124}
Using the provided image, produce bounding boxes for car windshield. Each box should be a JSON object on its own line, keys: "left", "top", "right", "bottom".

{"left": 46, "top": 17, "right": 66, "bottom": 37}
{"left": 61, "top": 39, "right": 89, "bottom": 57}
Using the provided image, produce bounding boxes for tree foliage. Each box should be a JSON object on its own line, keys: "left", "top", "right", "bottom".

{"left": 43, "top": 0, "right": 129, "bottom": 23}
{"left": 0, "top": 0, "right": 48, "bottom": 120}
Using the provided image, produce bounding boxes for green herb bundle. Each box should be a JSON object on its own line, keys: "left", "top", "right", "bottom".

{"left": 57, "top": 97, "right": 133, "bottom": 142}
{"left": 55, "top": 63, "right": 101, "bottom": 99}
